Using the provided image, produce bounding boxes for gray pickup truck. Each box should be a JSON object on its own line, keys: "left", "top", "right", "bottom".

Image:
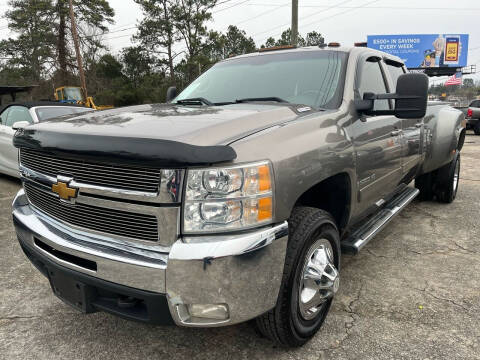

{"left": 12, "top": 45, "right": 465, "bottom": 347}
{"left": 466, "top": 99, "right": 480, "bottom": 134}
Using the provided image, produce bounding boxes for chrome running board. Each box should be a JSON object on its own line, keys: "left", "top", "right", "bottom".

{"left": 341, "top": 187, "right": 419, "bottom": 254}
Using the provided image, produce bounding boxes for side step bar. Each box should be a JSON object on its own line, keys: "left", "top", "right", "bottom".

{"left": 341, "top": 187, "right": 419, "bottom": 255}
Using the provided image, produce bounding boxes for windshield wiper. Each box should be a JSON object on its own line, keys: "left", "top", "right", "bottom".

{"left": 176, "top": 97, "right": 214, "bottom": 106}
{"left": 235, "top": 97, "right": 289, "bottom": 104}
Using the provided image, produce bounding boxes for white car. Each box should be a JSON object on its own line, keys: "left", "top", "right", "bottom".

{"left": 0, "top": 102, "right": 94, "bottom": 177}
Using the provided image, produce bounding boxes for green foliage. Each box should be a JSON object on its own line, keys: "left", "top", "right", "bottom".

{"left": 0, "top": 0, "right": 114, "bottom": 85}
{"left": 55, "top": 0, "right": 115, "bottom": 81}
{"left": 134, "top": 0, "right": 179, "bottom": 82}
{"left": 95, "top": 54, "right": 123, "bottom": 79}
{"left": 304, "top": 31, "right": 325, "bottom": 46}
{"left": 121, "top": 46, "right": 154, "bottom": 88}
{"left": 0, "top": 0, "right": 57, "bottom": 81}
{"left": 203, "top": 26, "right": 256, "bottom": 62}
{"left": 429, "top": 82, "right": 480, "bottom": 103}
{"left": 68, "top": 0, "right": 114, "bottom": 30}
{"left": 0, "top": 0, "right": 335, "bottom": 107}
{"left": 172, "top": 0, "right": 217, "bottom": 83}
{"left": 261, "top": 29, "right": 324, "bottom": 48}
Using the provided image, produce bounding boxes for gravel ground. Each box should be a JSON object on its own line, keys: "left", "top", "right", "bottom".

{"left": 0, "top": 133, "right": 479, "bottom": 360}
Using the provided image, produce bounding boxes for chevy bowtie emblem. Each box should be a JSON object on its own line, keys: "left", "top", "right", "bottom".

{"left": 52, "top": 181, "right": 78, "bottom": 201}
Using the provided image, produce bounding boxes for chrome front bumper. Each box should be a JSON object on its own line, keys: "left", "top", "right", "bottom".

{"left": 12, "top": 189, "right": 288, "bottom": 327}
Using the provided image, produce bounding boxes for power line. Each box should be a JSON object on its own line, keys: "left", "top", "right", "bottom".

{"left": 109, "top": 22, "right": 136, "bottom": 31}
{"left": 249, "top": 0, "right": 356, "bottom": 40}
{"left": 300, "top": 0, "right": 382, "bottom": 31}
{"left": 248, "top": 3, "right": 480, "bottom": 11}
{"left": 215, "top": 0, "right": 241, "bottom": 6}
{"left": 234, "top": 2, "right": 288, "bottom": 26}
{"left": 101, "top": 1, "right": 249, "bottom": 40}
{"left": 213, "top": 0, "right": 249, "bottom": 13}
{"left": 85, "top": 26, "right": 137, "bottom": 39}
{"left": 105, "top": 33, "right": 134, "bottom": 41}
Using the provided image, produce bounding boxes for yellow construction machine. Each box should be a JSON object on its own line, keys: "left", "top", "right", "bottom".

{"left": 54, "top": 86, "right": 113, "bottom": 110}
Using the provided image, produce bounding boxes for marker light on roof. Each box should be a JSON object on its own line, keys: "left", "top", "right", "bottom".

{"left": 258, "top": 45, "right": 296, "bottom": 52}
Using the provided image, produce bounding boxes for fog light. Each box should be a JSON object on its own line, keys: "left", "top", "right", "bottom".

{"left": 187, "top": 303, "right": 229, "bottom": 320}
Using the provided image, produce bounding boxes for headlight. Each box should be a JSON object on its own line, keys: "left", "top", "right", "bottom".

{"left": 184, "top": 161, "right": 273, "bottom": 232}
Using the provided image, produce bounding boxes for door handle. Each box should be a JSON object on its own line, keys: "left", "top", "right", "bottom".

{"left": 390, "top": 130, "right": 402, "bottom": 136}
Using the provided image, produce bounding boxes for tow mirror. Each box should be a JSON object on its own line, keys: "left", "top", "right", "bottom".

{"left": 355, "top": 73, "right": 428, "bottom": 119}
{"left": 394, "top": 73, "right": 428, "bottom": 119}
{"left": 12, "top": 121, "right": 30, "bottom": 130}
{"left": 166, "top": 86, "right": 177, "bottom": 103}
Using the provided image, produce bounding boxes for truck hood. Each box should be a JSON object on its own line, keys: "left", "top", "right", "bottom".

{"left": 13, "top": 103, "right": 305, "bottom": 167}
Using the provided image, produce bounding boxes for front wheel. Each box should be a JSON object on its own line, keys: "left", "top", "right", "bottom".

{"left": 255, "top": 207, "right": 340, "bottom": 347}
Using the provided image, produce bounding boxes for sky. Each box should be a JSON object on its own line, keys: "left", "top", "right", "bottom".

{"left": 1, "top": 0, "right": 480, "bottom": 83}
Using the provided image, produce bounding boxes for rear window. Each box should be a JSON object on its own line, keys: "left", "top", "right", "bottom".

{"left": 470, "top": 100, "right": 480, "bottom": 108}
{"left": 35, "top": 107, "right": 93, "bottom": 121}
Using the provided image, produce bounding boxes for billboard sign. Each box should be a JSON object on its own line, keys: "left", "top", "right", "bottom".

{"left": 367, "top": 34, "right": 469, "bottom": 69}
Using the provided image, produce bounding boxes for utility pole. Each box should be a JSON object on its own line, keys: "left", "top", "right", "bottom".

{"left": 68, "top": 0, "right": 88, "bottom": 100}
{"left": 291, "top": 0, "right": 298, "bottom": 46}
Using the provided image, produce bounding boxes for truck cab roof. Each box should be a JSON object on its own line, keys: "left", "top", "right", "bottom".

{"left": 225, "top": 45, "right": 405, "bottom": 67}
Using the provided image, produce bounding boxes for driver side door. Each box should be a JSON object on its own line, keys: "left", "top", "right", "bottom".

{"left": 349, "top": 55, "right": 404, "bottom": 215}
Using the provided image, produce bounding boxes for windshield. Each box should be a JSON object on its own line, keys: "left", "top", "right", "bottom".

{"left": 35, "top": 106, "right": 93, "bottom": 121}
{"left": 63, "top": 87, "right": 83, "bottom": 101}
{"left": 176, "top": 50, "right": 347, "bottom": 109}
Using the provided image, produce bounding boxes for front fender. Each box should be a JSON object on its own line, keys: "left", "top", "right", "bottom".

{"left": 229, "top": 111, "right": 356, "bottom": 223}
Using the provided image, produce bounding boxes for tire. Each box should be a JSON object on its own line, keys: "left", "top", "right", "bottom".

{"left": 474, "top": 122, "right": 480, "bottom": 135}
{"left": 436, "top": 151, "right": 460, "bottom": 203}
{"left": 415, "top": 172, "right": 434, "bottom": 201}
{"left": 255, "top": 207, "right": 341, "bottom": 347}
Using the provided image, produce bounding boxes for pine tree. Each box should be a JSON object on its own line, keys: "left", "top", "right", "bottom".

{"left": 0, "top": 0, "right": 57, "bottom": 82}
{"left": 0, "top": 0, "right": 114, "bottom": 84}
{"left": 54, "top": 0, "right": 115, "bottom": 83}
{"left": 172, "top": 0, "right": 217, "bottom": 82}
{"left": 134, "top": 0, "right": 178, "bottom": 83}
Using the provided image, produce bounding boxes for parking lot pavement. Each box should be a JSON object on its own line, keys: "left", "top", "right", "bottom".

{"left": 1, "top": 134, "right": 479, "bottom": 360}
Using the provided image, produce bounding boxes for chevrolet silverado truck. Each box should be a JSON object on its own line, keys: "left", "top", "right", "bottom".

{"left": 12, "top": 45, "right": 465, "bottom": 347}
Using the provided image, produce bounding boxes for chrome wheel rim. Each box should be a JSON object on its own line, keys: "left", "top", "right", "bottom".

{"left": 453, "top": 158, "right": 460, "bottom": 194}
{"left": 298, "top": 239, "right": 339, "bottom": 321}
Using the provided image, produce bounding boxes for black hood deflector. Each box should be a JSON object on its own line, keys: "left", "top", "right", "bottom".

{"left": 13, "top": 129, "right": 237, "bottom": 168}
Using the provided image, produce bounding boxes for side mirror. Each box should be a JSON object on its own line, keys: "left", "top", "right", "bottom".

{"left": 12, "top": 121, "right": 30, "bottom": 130}
{"left": 355, "top": 73, "right": 428, "bottom": 119}
{"left": 394, "top": 73, "right": 428, "bottom": 119}
{"left": 166, "top": 86, "right": 177, "bottom": 103}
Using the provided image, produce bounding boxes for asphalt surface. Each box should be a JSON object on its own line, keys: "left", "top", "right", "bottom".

{"left": 1, "top": 133, "right": 479, "bottom": 360}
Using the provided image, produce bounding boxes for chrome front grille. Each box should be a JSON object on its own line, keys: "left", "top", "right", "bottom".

{"left": 24, "top": 182, "right": 159, "bottom": 242}
{"left": 20, "top": 149, "right": 161, "bottom": 193}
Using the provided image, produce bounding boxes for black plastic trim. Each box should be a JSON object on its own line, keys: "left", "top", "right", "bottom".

{"left": 17, "top": 234, "right": 174, "bottom": 325}
{"left": 13, "top": 129, "right": 237, "bottom": 168}
{"left": 34, "top": 237, "right": 97, "bottom": 271}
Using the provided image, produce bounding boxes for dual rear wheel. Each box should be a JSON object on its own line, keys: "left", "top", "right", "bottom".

{"left": 415, "top": 151, "right": 461, "bottom": 203}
